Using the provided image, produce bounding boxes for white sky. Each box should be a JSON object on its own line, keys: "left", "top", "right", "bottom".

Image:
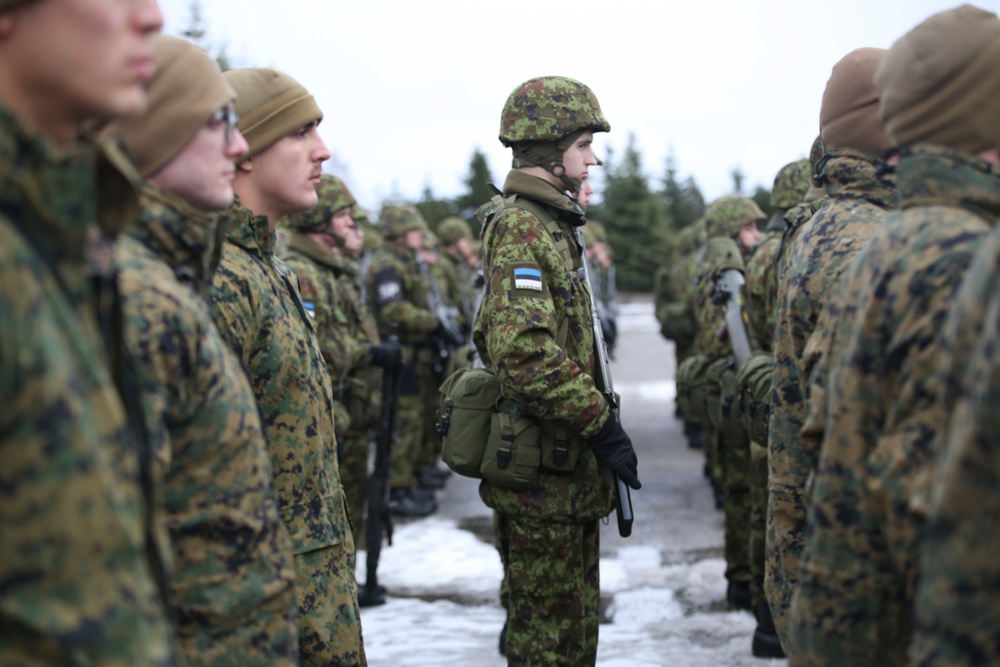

{"left": 157, "top": 0, "right": 997, "bottom": 214}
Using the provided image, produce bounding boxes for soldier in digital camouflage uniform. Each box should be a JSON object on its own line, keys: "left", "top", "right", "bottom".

{"left": 692, "top": 195, "right": 764, "bottom": 614}
{"left": 103, "top": 35, "right": 300, "bottom": 666}
{"left": 475, "top": 76, "right": 641, "bottom": 666}
{"left": 765, "top": 47, "right": 896, "bottom": 654}
{"left": 912, "top": 224, "right": 1000, "bottom": 667}
{"left": 0, "top": 2, "right": 176, "bottom": 665}
{"left": 790, "top": 8, "right": 1000, "bottom": 666}
{"left": 283, "top": 175, "right": 401, "bottom": 545}
{"left": 210, "top": 67, "right": 365, "bottom": 666}
{"left": 368, "top": 205, "right": 448, "bottom": 517}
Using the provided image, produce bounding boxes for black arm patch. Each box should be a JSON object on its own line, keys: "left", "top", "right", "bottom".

{"left": 373, "top": 266, "right": 404, "bottom": 306}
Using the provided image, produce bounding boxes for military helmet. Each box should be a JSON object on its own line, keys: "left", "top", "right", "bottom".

{"left": 675, "top": 222, "right": 704, "bottom": 256}
{"left": 380, "top": 204, "right": 427, "bottom": 240}
{"left": 704, "top": 195, "right": 766, "bottom": 240}
{"left": 499, "top": 76, "right": 610, "bottom": 147}
{"left": 585, "top": 220, "right": 608, "bottom": 245}
{"left": 771, "top": 159, "right": 812, "bottom": 210}
{"left": 284, "top": 174, "right": 356, "bottom": 231}
{"left": 437, "top": 216, "right": 472, "bottom": 245}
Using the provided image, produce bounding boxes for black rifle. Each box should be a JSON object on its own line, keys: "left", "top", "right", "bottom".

{"left": 577, "top": 230, "right": 634, "bottom": 538}
{"left": 414, "top": 252, "right": 463, "bottom": 380}
{"left": 358, "top": 331, "right": 401, "bottom": 607}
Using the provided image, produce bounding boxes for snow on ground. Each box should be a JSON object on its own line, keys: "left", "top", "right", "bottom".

{"left": 357, "top": 518, "right": 776, "bottom": 667}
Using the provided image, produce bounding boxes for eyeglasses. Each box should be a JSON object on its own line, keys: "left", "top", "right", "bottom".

{"left": 209, "top": 106, "right": 240, "bottom": 146}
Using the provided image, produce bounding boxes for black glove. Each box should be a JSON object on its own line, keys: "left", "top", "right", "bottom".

{"left": 434, "top": 319, "right": 464, "bottom": 349}
{"left": 587, "top": 410, "right": 641, "bottom": 490}
{"left": 369, "top": 342, "right": 402, "bottom": 371}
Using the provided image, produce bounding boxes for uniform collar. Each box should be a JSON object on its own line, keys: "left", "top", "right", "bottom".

{"left": 502, "top": 170, "right": 586, "bottom": 221}
{"left": 896, "top": 144, "right": 1000, "bottom": 224}
{"left": 285, "top": 231, "right": 342, "bottom": 271}
{"left": 224, "top": 195, "right": 274, "bottom": 260}
{"left": 819, "top": 148, "right": 897, "bottom": 211}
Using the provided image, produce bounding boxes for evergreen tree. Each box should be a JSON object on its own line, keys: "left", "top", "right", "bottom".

{"left": 181, "top": 0, "right": 234, "bottom": 71}
{"left": 731, "top": 166, "right": 745, "bottom": 195}
{"left": 752, "top": 184, "right": 774, "bottom": 220}
{"left": 454, "top": 148, "right": 496, "bottom": 222}
{"left": 661, "top": 150, "right": 706, "bottom": 232}
{"left": 589, "top": 135, "right": 672, "bottom": 292}
{"left": 415, "top": 184, "right": 458, "bottom": 230}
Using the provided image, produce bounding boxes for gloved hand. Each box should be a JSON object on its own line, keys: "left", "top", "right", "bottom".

{"left": 369, "top": 341, "right": 402, "bottom": 371}
{"left": 587, "top": 410, "right": 641, "bottom": 490}
{"left": 434, "top": 319, "right": 464, "bottom": 349}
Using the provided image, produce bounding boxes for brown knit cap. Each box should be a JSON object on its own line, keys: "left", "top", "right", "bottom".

{"left": 820, "top": 48, "right": 892, "bottom": 158}
{"left": 223, "top": 68, "right": 322, "bottom": 158}
{"left": 102, "top": 34, "right": 234, "bottom": 178}
{"left": 875, "top": 4, "right": 1000, "bottom": 154}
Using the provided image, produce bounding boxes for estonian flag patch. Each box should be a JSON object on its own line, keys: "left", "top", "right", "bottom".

{"left": 514, "top": 267, "right": 543, "bottom": 291}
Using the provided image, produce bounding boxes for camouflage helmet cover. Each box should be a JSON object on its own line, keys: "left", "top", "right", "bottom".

{"left": 437, "top": 216, "right": 472, "bottom": 245}
{"left": 585, "top": 219, "right": 608, "bottom": 244}
{"left": 284, "top": 174, "right": 357, "bottom": 231}
{"left": 380, "top": 204, "right": 427, "bottom": 239}
{"left": 704, "top": 195, "right": 765, "bottom": 240}
{"left": 499, "top": 76, "right": 611, "bottom": 146}
{"left": 771, "top": 159, "right": 812, "bottom": 209}
{"left": 675, "top": 221, "right": 704, "bottom": 256}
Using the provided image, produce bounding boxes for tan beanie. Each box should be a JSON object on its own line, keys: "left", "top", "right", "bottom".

{"left": 102, "top": 34, "right": 234, "bottom": 178}
{"left": 820, "top": 48, "right": 892, "bottom": 158}
{"left": 875, "top": 4, "right": 1000, "bottom": 154}
{"left": 223, "top": 68, "right": 322, "bottom": 158}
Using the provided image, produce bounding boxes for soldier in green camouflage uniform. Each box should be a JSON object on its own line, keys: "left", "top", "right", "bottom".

{"left": 0, "top": 2, "right": 176, "bottom": 665}
{"left": 766, "top": 48, "right": 896, "bottom": 653}
{"left": 790, "top": 8, "right": 1000, "bottom": 665}
{"left": 438, "top": 216, "right": 477, "bottom": 332}
{"left": 211, "top": 68, "right": 365, "bottom": 666}
{"left": 692, "top": 195, "right": 764, "bottom": 613}
{"left": 661, "top": 221, "right": 707, "bottom": 449}
{"left": 476, "top": 76, "right": 640, "bottom": 666}
{"left": 284, "top": 175, "right": 400, "bottom": 543}
{"left": 368, "top": 205, "right": 446, "bottom": 517}
{"left": 104, "top": 35, "right": 300, "bottom": 666}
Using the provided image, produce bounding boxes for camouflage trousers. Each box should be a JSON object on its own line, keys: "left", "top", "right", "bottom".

{"left": 717, "top": 367, "right": 751, "bottom": 585}
{"left": 340, "top": 432, "right": 370, "bottom": 545}
{"left": 497, "top": 514, "right": 600, "bottom": 666}
{"left": 295, "top": 541, "right": 367, "bottom": 666}
{"left": 766, "top": 461, "right": 809, "bottom": 650}
{"left": 389, "top": 352, "right": 428, "bottom": 489}
{"left": 418, "top": 362, "right": 442, "bottom": 473}
{"left": 749, "top": 440, "right": 768, "bottom": 607}
{"left": 176, "top": 583, "right": 299, "bottom": 667}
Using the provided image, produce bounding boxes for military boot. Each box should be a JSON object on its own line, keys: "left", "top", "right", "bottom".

{"left": 389, "top": 488, "right": 436, "bottom": 517}
{"left": 751, "top": 599, "right": 785, "bottom": 658}
{"left": 726, "top": 579, "right": 752, "bottom": 612}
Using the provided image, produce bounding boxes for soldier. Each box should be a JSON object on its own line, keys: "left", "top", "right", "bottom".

{"left": 475, "top": 75, "right": 640, "bottom": 665}
{"left": 660, "top": 220, "right": 707, "bottom": 450}
{"left": 209, "top": 67, "right": 365, "bottom": 666}
{"left": 282, "top": 175, "right": 401, "bottom": 545}
{"left": 103, "top": 35, "right": 299, "bottom": 665}
{"left": 582, "top": 220, "right": 619, "bottom": 360}
{"left": 368, "top": 205, "right": 453, "bottom": 517}
{"left": 691, "top": 195, "right": 764, "bottom": 614}
{"left": 765, "top": 47, "right": 896, "bottom": 652}
{"left": 791, "top": 7, "right": 1000, "bottom": 665}
{"left": 437, "top": 215, "right": 478, "bottom": 333}
{"left": 731, "top": 158, "right": 811, "bottom": 659}
{"left": 0, "top": 1, "right": 177, "bottom": 665}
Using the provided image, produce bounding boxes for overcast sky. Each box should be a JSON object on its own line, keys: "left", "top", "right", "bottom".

{"left": 157, "top": 0, "right": 995, "bottom": 215}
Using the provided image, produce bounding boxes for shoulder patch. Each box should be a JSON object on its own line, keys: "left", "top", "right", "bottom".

{"left": 373, "top": 266, "right": 403, "bottom": 306}
{"left": 513, "top": 266, "right": 543, "bottom": 291}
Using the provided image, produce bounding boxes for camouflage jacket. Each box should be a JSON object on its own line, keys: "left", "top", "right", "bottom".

{"left": 331, "top": 254, "right": 381, "bottom": 367}
{"left": 208, "top": 199, "right": 349, "bottom": 556}
{"left": 117, "top": 185, "right": 297, "bottom": 643}
{"left": 367, "top": 242, "right": 437, "bottom": 344}
{"left": 766, "top": 148, "right": 896, "bottom": 647}
{"left": 912, "top": 224, "right": 1000, "bottom": 667}
{"left": 0, "top": 104, "right": 175, "bottom": 666}
{"left": 790, "top": 146, "right": 1000, "bottom": 666}
{"left": 745, "top": 231, "right": 782, "bottom": 352}
{"left": 693, "top": 236, "right": 748, "bottom": 361}
{"left": 473, "top": 170, "right": 613, "bottom": 521}
{"left": 442, "top": 247, "right": 474, "bottom": 330}
{"left": 281, "top": 232, "right": 354, "bottom": 381}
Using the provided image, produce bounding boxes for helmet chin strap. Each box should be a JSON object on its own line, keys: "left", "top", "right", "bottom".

{"left": 511, "top": 130, "right": 588, "bottom": 192}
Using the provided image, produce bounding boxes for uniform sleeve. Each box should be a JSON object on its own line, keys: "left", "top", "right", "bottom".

{"left": 480, "top": 209, "right": 607, "bottom": 437}
{"left": 370, "top": 258, "right": 437, "bottom": 336}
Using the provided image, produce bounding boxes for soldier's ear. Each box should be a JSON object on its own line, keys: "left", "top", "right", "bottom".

{"left": 238, "top": 157, "right": 253, "bottom": 173}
